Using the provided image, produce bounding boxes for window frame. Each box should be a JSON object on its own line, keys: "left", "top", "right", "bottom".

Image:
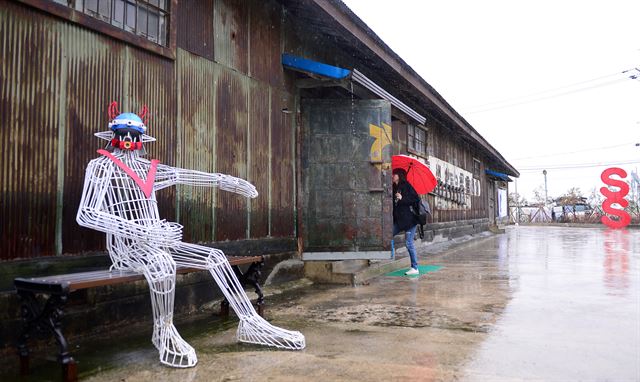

{"left": 19, "top": 0, "right": 177, "bottom": 60}
{"left": 473, "top": 158, "right": 481, "bottom": 179}
{"left": 407, "top": 124, "right": 428, "bottom": 158}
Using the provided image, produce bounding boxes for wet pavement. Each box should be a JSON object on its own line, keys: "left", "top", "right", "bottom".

{"left": 5, "top": 226, "right": 639, "bottom": 381}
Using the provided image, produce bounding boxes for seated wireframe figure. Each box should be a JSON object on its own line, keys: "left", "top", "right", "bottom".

{"left": 76, "top": 102, "right": 305, "bottom": 368}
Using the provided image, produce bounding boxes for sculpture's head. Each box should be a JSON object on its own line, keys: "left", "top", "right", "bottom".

{"left": 109, "top": 112, "right": 146, "bottom": 151}
{"left": 95, "top": 101, "right": 155, "bottom": 151}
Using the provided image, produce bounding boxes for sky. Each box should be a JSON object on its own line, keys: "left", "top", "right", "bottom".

{"left": 342, "top": 0, "right": 640, "bottom": 203}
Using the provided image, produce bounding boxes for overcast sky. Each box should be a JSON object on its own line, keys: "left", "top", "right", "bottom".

{"left": 343, "top": 0, "right": 640, "bottom": 202}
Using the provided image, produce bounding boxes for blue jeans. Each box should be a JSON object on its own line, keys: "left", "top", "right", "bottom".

{"left": 394, "top": 224, "right": 418, "bottom": 270}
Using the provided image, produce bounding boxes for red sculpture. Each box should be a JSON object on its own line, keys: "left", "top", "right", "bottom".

{"left": 600, "top": 168, "right": 631, "bottom": 229}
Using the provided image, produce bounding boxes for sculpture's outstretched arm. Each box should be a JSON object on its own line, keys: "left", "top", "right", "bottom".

{"left": 155, "top": 165, "right": 258, "bottom": 198}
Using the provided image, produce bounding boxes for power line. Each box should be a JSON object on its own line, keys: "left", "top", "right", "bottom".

{"left": 518, "top": 159, "right": 640, "bottom": 172}
{"left": 513, "top": 142, "right": 639, "bottom": 161}
{"left": 467, "top": 77, "right": 629, "bottom": 114}
{"left": 465, "top": 70, "right": 624, "bottom": 111}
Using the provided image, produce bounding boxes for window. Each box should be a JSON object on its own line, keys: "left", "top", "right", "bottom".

{"left": 67, "top": 0, "right": 169, "bottom": 46}
{"left": 26, "top": 0, "right": 175, "bottom": 58}
{"left": 407, "top": 124, "right": 427, "bottom": 157}
{"left": 473, "top": 158, "right": 481, "bottom": 179}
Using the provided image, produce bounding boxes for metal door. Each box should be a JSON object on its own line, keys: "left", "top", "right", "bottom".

{"left": 301, "top": 99, "right": 393, "bottom": 260}
{"left": 488, "top": 180, "right": 496, "bottom": 225}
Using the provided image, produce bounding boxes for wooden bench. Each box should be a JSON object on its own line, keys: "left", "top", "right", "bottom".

{"left": 14, "top": 255, "right": 265, "bottom": 382}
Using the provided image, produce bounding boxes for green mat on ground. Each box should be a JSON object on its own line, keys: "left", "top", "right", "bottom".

{"left": 385, "top": 264, "right": 443, "bottom": 277}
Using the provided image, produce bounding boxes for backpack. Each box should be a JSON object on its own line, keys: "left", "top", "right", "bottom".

{"left": 412, "top": 199, "right": 430, "bottom": 225}
{"left": 411, "top": 199, "right": 431, "bottom": 238}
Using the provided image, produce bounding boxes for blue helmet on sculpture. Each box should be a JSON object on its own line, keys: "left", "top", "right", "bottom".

{"left": 96, "top": 101, "right": 155, "bottom": 151}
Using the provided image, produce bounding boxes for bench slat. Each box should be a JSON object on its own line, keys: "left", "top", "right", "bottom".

{"left": 14, "top": 255, "right": 263, "bottom": 294}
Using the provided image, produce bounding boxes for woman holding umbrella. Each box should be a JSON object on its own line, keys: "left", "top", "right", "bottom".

{"left": 391, "top": 155, "right": 438, "bottom": 276}
{"left": 392, "top": 168, "right": 421, "bottom": 275}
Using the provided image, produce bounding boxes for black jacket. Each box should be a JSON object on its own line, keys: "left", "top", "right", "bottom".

{"left": 393, "top": 180, "right": 420, "bottom": 231}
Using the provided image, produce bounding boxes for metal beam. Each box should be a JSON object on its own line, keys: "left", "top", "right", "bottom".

{"left": 352, "top": 69, "right": 426, "bottom": 125}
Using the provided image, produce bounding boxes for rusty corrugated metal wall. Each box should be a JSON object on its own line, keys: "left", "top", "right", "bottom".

{"left": 176, "top": 0, "right": 214, "bottom": 61}
{"left": 0, "top": 2, "right": 61, "bottom": 258}
{"left": 0, "top": 0, "right": 296, "bottom": 261}
{"left": 61, "top": 19, "right": 126, "bottom": 255}
{"left": 248, "top": 83, "right": 270, "bottom": 238}
{"left": 215, "top": 68, "right": 249, "bottom": 241}
{"left": 214, "top": 0, "right": 249, "bottom": 75}
{"left": 175, "top": 50, "right": 217, "bottom": 243}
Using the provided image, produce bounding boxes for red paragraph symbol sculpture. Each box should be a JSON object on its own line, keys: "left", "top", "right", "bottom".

{"left": 600, "top": 167, "right": 631, "bottom": 229}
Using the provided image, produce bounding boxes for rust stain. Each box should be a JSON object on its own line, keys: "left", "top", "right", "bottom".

{"left": 177, "top": 0, "right": 215, "bottom": 60}
{"left": 176, "top": 50, "right": 216, "bottom": 243}
{"left": 248, "top": 83, "right": 270, "bottom": 238}
{"left": 215, "top": 67, "right": 248, "bottom": 241}
{"left": 214, "top": 0, "right": 249, "bottom": 74}
{"left": 270, "top": 89, "right": 294, "bottom": 237}
{"left": 62, "top": 22, "right": 126, "bottom": 254}
{"left": 248, "top": 0, "right": 282, "bottom": 86}
{"left": 128, "top": 47, "right": 177, "bottom": 224}
{"left": 1, "top": 3, "right": 60, "bottom": 259}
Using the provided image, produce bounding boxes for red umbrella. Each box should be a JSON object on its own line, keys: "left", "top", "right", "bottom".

{"left": 391, "top": 155, "right": 437, "bottom": 195}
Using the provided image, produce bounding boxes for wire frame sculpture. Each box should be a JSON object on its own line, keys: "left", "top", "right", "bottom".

{"left": 76, "top": 104, "right": 305, "bottom": 368}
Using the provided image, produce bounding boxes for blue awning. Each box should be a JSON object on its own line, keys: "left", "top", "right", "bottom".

{"left": 281, "top": 53, "right": 351, "bottom": 79}
{"left": 281, "top": 54, "right": 426, "bottom": 125}
{"left": 485, "top": 169, "right": 512, "bottom": 182}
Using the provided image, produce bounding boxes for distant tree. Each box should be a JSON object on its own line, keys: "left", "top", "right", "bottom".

{"left": 587, "top": 187, "right": 604, "bottom": 209}
{"left": 556, "top": 187, "right": 585, "bottom": 206}
{"left": 532, "top": 185, "right": 550, "bottom": 207}
{"left": 508, "top": 192, "right": 528, "bottom": 207}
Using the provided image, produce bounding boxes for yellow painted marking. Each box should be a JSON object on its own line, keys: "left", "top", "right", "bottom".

{"left": 369, "top": 123, "right": 392, "bottom": 168}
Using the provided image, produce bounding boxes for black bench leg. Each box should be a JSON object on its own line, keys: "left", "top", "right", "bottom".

{"left": 47, "top": 296, "right": 76, "bottom": 382}
{"left": 242, "top": 261, "right": 265, "bottom": 317}
{"left": 230, "top": 261, "right": 265, "bottom": 317}
{"left": 220, "top": 299, "right": 230, "bottom": 318}
{"left": 16, "top": 291, "right": 77, "bottom": 382}
{"left": 16, "top": 290, "right": 37, "bottom": 376}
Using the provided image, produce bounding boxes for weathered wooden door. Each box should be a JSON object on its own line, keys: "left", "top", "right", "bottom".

{"left": 301, "top": 99, "right": 393, "bottom": 260}
{"left": 487, "top": 180, "right": 496, "bottom": 226}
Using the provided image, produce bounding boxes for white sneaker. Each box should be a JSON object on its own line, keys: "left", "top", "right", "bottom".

{"left": 405, "top": 268, "right": 419, "bottom": 275}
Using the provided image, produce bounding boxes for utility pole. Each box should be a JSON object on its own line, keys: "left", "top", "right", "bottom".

{"left": 543, "top": 169, "right": 548, "bottom": 205}
{"left": 515, "top": 178, "right": 520, "bottom": 224}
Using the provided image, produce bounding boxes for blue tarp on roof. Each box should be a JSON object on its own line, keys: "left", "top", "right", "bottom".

{"left": 282, "top": 53, "right": 351, "bottom": 79}
{"left": 485, "top": 169, "right": 512, "bottom": 182}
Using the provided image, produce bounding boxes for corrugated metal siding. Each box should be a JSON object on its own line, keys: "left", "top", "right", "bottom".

{"left": 248, "top": 0, "right": 282, "bottom": 87}
{"left": 214, "top": 0, "right": 249, "bottom": 75}
{"left": 62, "top": 21, "right": 126, "bottom": 254}
{"left": 0, "top": 2, "right": 60, "bottom": 259}
{"left": 0, "top": 0, "right": 317, "bottom": 261}
{"left": 175, "top": 49, "right": 217, "bottom": 243}
{"left": 215, "top": 67, "right": 249, "bottom": 241}
{"left": 270, "top": 89, "right": 295, "bottom": 237}
{"left": 128, "top": 47, "right": 177, "bottom": 223}
{"left": 248, "top": 84, "right": 270, "bottom": 238}
{"left": 177, "top": 0, "right": 215, "bottom": 60}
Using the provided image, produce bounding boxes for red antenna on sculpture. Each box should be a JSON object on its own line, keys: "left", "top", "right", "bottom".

{"left": 108, "top": 101, "right": 120, "bottom": 120}
{"left": 139, "top": 105, "right": 148, "bottom": 125}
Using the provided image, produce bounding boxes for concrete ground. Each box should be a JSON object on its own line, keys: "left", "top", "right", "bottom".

{"left": 4, "top": 226, "right": 639, "bottom": 381}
